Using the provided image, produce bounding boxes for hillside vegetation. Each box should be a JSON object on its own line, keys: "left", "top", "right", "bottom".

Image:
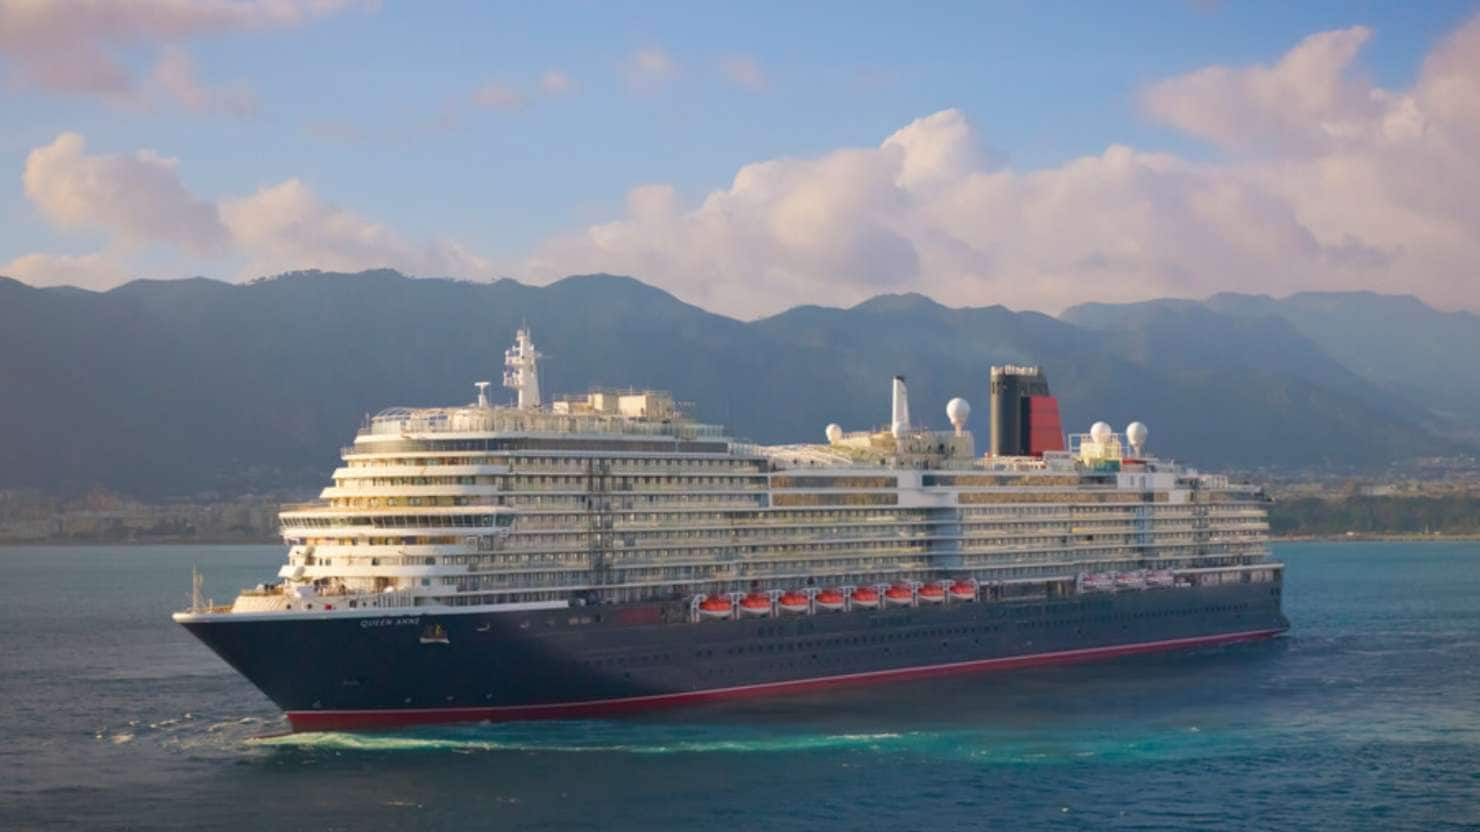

{"left": 0, "top": 270, "right": 1468, "bottom": 496}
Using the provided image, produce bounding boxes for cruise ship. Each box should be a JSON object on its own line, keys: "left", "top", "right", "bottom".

{"left": 175, "top": 328, "right": 1288, "bottom": 731}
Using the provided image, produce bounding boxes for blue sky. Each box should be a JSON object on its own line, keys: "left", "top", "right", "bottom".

{"left": 3, "top": 1, "right": 1479, "bottom": 317}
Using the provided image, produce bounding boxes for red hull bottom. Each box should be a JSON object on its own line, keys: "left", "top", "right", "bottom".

{"left": 286, "top": 627, "right": 1285, "bottom": 732}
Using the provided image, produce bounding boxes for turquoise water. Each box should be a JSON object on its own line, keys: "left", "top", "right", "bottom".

{"left": 1, "top": 542, "right": 1477, "bottom": 830}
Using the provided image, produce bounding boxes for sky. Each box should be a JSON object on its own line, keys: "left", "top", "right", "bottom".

{"left": 2, "top": 0, "right": 1479, "bottom": 319}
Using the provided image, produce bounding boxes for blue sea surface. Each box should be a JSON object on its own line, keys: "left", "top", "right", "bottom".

{"left": 0, "top": 542, "right": 1477, "bottom": 831}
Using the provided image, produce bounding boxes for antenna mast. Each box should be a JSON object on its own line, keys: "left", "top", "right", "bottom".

{"left": 503, "top": 326, "right": 542, "bottom": 410}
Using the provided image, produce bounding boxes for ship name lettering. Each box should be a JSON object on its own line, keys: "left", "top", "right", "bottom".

{"left": 361, "top": 616, "right": 421, "bottom": 629}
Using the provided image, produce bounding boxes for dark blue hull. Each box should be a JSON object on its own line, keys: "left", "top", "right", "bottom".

{"left": 181, "top": 581, "right": 1288, "bottom": 731}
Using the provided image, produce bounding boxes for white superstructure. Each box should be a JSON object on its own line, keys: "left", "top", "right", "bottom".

{"left": 220, "top": 329, "right": 1276, "bottom": 618}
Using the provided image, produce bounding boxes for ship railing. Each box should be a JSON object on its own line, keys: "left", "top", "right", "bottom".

{"left": 360, "top": 590, "right": 417, "bottom": 609}
{"left": 279, "top": 501, "right": 328, "bottom": 513}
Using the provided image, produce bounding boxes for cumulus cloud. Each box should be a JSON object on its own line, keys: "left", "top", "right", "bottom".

{"left": 626, "top": 47, "right": 676, "bottom": 90}
{"left": 720, "top": 56, "right": 765, "bottom": 92}
{"left": 0, "top": 0, "right": 358, "bottom": 101}
{"left": 11, "top": 131, "right": 492, "bottom": 288}
{"left": 220, "top": 179, "right": 492, "bottom": 278}
{"left": 529, "top": 15, "right": 1480, "bottom": 318}
{"left": 1142, "top": 26, "right": 1378, "bottom": 154}
{"left": 1, "top": 252, "right": 127, "bottom": 290}
{"left": 23, "top": 132, "right": 230, "bottom": 253}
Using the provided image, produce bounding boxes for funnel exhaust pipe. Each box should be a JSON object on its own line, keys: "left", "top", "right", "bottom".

{"left": 891, "top": 375, "right": 911, "bottom": 439}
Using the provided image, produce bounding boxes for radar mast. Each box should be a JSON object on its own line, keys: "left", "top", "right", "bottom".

{"left": 503, "top": 326, "right": 542, "bottom": 410}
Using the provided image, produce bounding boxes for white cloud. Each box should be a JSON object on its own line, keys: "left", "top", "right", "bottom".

{"left": 23, "top": 132, "right": 230, "bottom": 253}
{"left": 1141, "top": 26, "right": 1378, "bottom": 154}
{"left": 472, "top": 81, "right": 529, "bottom": 112}
{"left": 220, "top": 179, "right": 492, "bottom": 279}
{"left": 528, "top": 15, "right": 1480, "bottom": 318}
{"left": 720, "top": 56, "right": 765, "bottom": 92}
{"left": 0, "top": 0, "right": 359, "bottom": 101}
{"left": 540, "top": 70, "right": 577, "bottom": 96}
{"left": 10, "top": 132, "right": 493, "bottom": 288}
{"left": 626, "top": 47, "right": 676, "bottom": 90}
{"left": 1, "top": 252, "right": 127, "bottom": 289}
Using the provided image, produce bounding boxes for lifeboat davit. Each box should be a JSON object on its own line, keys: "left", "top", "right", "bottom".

{"left": 778, "top": 591, "right": 810, "bottom": 614}
{"left": 697, "top": 594, "right": 733, "bottom": 620}
{"left": 884, "top": 585, "right": 914, "bottom": 607}
{"left": 738, "top": 592, "right": 773, "bottom": 616}
{"left": 949, "top": 580, "right": 977, "bottom": 601}
{"left": 815, "top": 588, "right": 846, "bottom": 611}
{"left": 850, "top": 586, "right": 880, "bottom": 608}
{"left": 917, "top": 583, "right": 946, "bottom": 604}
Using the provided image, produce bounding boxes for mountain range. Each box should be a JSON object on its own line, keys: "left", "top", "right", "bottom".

{"left": 2, "top": 269, "right": 1474, "bottom": 497}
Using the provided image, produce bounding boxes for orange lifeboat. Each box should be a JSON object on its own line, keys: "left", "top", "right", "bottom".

{"left": 850, "top": 586, "right": 880, "bottom": 609}
{"left": 917, "top": 583, "right": 945, "bottom": 604}
{"left": 697, "top": 594, "right": 733, "bottom": 620}
{"left": 778, "top": 591, "right": 810, "bottom": 614}
{"left": 815, "top": 588, "right": 846, "bottom": 611}
{"left": 949, "top": 580, "right": 977, "bottom": 601}
{"left": 884, "top": 584, "right": 914, "bottom": 607}
{"left": 738, "top": 592, "right": 773, "bottom": 617}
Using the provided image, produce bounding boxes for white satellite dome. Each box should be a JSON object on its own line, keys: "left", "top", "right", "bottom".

{"left": 946, "top": 398, "right": 971, "bottom": 432}
{"left": 1126, "top": 421, "right": 1148, "bottom": 450}
{"left": 825, "top": 423, "right": 844, "bottom": 444}
{"left": 1090, "top": 421, "right": 1113, "bottom": 444}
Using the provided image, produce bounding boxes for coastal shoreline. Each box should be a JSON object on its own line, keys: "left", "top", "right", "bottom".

{"left": 1271, "top": 533, "right": 1480, "bottom": 543}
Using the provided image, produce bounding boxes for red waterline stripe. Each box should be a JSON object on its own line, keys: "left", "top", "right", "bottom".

{"left": 286, "top": 627, "right": 1285, "bottom": 732}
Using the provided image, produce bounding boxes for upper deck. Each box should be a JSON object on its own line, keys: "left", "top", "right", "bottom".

{"left": 357, "top": 401, "right": 728, "bottom": 444}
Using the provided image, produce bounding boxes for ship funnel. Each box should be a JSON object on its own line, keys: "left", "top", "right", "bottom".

{"left": 891, "top": 375, "right": 911, "bottom": 439}
{"left": 989, "top": 365, "right": 1064, "bottom": 457}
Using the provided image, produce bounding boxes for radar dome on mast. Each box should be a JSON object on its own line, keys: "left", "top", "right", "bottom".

{"left": 946, "top": 398, "right": 971, "bottom": 436}
{"left": 825, "top": 423, "right": 843, "bottom": 444}
{"left": 1090, "top": 421, "right": 1112, "bottom": 445}
{"left": 1126, "top": 421, "right": 1148, "bottom": 456}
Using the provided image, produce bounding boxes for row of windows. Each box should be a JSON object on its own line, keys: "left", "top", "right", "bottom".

{"left": 346, "top": 455, "right": 760, "bottom": 473}
{"left": 348, "top": 438, "right": 729, "bottom": 455}
{"left": 959, "top": 491, "right": 1148, "bottom": 505}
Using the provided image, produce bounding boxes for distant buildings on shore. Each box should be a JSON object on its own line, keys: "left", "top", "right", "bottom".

{"left": 0, "top": 490, "right": 283, "bottom": 544}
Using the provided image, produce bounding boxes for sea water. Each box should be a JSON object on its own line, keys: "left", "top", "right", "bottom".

{"left": 0, "top": 542, "right": 1477, "bottom": 831}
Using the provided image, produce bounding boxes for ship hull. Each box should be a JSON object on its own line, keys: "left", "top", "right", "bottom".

{"left": 180, "top": 581, "right": 1288, "bottom": 732}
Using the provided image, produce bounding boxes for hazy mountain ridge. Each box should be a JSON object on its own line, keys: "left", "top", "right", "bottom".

{"left": 0, "top": 270, "right": 1464, "bottom": 497}
{"left": 1064, "top": 292, "right": 1480, "bottom": 440}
